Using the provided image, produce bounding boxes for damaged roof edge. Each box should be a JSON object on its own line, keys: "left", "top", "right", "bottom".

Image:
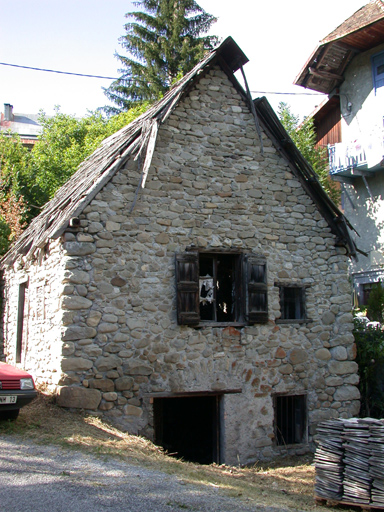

{"left": 294, "top": 2, "right": 384, "bottom": 92}
{"left": 293, "top": 43, "right": 324, "bottom": 88}
{"left": 0, "top": 38, "right": 357, "bottom": 268}
{"left": 253, "top": 96, "right": 358, "bottom": 259}
{"left": 0, "top": 37, "right": 249, "bottom": 267}
{"left": 217, "top": 36, "right": 249, "bottom": 72}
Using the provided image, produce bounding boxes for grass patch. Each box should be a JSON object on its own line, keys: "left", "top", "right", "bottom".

{"left": 0, "top": 390, "right": 355, "bottom": 512}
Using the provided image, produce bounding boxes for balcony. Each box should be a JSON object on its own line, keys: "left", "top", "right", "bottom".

{"left": 329, "top": 135, "right": 384, "bottom": 179}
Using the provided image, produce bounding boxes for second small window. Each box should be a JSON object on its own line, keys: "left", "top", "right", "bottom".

{"left": 278, "top": 285, "right": 306, "bottom": 321}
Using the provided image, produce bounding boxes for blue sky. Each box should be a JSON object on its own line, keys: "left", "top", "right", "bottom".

{"left": 0, "top": 0, "right": 366, "bottom": 120}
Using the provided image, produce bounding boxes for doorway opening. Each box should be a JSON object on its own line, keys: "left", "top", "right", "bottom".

{"left": 153, "top": 394, "right": 221, "bottom": 464}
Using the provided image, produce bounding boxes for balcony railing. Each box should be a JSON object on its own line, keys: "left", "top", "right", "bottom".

{"left": 329, "top": 136, "right": 384, "bottom": 177}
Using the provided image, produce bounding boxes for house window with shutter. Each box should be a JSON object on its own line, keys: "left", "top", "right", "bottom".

{"left": 276, "top": 283, "right": 308, "bottom": 323}
{"left": 176, "top": 251, "right": 268, "bottom": 326}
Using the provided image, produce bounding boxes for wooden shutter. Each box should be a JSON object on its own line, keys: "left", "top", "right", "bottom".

{"left": 175, "top": 252, "right": 200, "bottom": 325}
{"left": 244, "top": 254, "right": 268, "bottom": 324}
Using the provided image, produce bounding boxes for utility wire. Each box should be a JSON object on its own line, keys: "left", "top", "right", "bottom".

{"left": 0, "top": 61, "right": 326, "bottom": 96}
{"left": 0, "top": 62, "right": 117, "bottom": 80}
{"left": 251, "top": 90, "right": 324, "bottom": 96}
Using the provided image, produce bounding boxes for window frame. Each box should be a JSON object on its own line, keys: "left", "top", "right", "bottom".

{"left": 176, "top": 249, "right": 268, "bottom": 327}
{"left": 275, "top": 282, "right": 310, "bottom": 324}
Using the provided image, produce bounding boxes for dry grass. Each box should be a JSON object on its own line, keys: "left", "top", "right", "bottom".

{"left": 0, "top": 391, "right": 356, "bottom": 512}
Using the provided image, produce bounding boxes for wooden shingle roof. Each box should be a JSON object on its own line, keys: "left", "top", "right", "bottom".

{"left": 1, "top": 37, "right": 247, "bottom": 267}
{"left": 294, "top": 0, "right": 384, "bottom": 93}
{"left": 1, "top": 37, "right": 357, "bottom": 267}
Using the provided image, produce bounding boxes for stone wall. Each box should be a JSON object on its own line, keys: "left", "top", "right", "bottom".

{"left": 1, "top": 238, "right": 65, "bottom": 385}
{"left": 1, "top": 66, "right": 359, "bottom": 464}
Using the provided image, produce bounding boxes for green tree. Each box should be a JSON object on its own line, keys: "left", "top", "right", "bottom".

{"left": 278, "top": 102, "right": 340, "bottom": 204}
{"left": 0, "top": 132, "right": 30, "bottom": 248}
{"left": 0, "top": 132, "right": 31, "bottom": 201}
{"left": 0, "top": 103, "right": 149, "bottom": 255}
{"left": 104, "top": 0, "right": 218, "bottom": 114}
{"left": 31, "top": 103, "right": 150, "bottom": 207}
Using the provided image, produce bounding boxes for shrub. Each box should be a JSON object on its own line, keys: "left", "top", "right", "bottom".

{"left": 367, "top": 282, "right": 384, "bottom": 323}
{"left": 354, "top": 317, "right": 384, "bottom": 417}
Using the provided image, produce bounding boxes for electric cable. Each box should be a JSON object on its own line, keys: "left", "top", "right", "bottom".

{"left": 0, "top": 62, "right": 326, "bottom": 97}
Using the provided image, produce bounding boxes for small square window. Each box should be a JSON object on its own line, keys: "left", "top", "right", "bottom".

{"left": 274, "top": 394, "right": 307, "bottom": 446}
{"left": 278, "top": 285, "right": 306, "bottom": 321}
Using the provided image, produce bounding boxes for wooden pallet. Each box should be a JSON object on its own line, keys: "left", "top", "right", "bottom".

{"left": 315, "top": 496, "right": 384, "bottom": 510}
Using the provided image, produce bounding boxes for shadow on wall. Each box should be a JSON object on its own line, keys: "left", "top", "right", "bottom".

{"left": 347, "top": 173, "right": 384, "bottom": 272}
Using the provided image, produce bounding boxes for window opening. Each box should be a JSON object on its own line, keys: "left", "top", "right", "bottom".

{"left": 279, "top": 286, "right": 306, "bottom": 320}
{"left": 154, "top": 395, "right": 221, "bottom": 464}
{"left": 176, "top": 251, "right": 268, "bottom": 325}
{"left": 16, "top": 281, "right": 28, "bottom": 364}
{"left": 275, "top": 394, "right": 307, "bottom": 446}
{"left": 199, "top": 254, "right": 238, "bottom": 322}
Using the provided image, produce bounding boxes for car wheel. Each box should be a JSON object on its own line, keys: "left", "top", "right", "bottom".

{"left": 0, "top": 409, "right": 20, "bottom": 421}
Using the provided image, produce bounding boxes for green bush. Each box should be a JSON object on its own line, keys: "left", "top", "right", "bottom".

{"left": 367, "top": 282, "right": 384, "bottom": 323}
{"left": 354, "top": 317, "right": 384, "bottom": 418}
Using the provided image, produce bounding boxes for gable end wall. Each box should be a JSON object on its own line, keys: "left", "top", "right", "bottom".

{"left": 1, "top": 66, "right": 359, "bottom": 464}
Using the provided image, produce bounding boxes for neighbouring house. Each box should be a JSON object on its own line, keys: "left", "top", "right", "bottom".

{"left": 0, "top": 103, "right": 42, "bottom": 148}
{"left": 294, "top": 0, "right": 384, "bottom": 306}
{"left": 0, "top": 37, "right": 360, "bottom": 465}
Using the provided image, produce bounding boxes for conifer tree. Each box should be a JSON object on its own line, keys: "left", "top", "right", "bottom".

{"left": 104, "top": 0, "right": 218, "bottom": 114}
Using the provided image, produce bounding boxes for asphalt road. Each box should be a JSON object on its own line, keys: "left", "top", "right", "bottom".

{"left": 0, "top": 436, "right": 300, "bottom": 512}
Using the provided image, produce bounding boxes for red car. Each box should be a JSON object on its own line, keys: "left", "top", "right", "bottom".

{"left": 0, "top": 362, "right": 37, "bottom": 420}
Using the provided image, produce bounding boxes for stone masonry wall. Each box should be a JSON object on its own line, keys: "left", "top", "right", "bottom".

{"left": 1, "top": 66, "right": 359, "bottom": 464}
{"left": 1, "top": 238, "right": 65, "bottom": 385}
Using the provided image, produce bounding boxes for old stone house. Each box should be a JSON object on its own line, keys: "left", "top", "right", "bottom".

{"left": 0, "top": 38, "right": 360, "bottom": 465}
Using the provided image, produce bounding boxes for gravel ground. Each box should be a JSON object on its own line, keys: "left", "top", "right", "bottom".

{"left": 0, "top": 436, "right": 305, "bottom": 512}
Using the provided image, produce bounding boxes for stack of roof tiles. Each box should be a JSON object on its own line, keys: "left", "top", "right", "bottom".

{"left": 315, "top": 417, "right": 384, "bottom": 507}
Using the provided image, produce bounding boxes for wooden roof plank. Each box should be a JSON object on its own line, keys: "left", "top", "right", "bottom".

{"left": 294, "top": 1, "right": 384, "bottom": 93}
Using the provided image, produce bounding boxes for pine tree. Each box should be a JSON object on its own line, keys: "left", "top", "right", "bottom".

{"left": 104, "top": 0, "right": 218, "bottom": 114}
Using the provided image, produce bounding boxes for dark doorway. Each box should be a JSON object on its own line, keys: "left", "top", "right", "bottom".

{"left": 153, "top": 395, "right": 221, "bottom": 464}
